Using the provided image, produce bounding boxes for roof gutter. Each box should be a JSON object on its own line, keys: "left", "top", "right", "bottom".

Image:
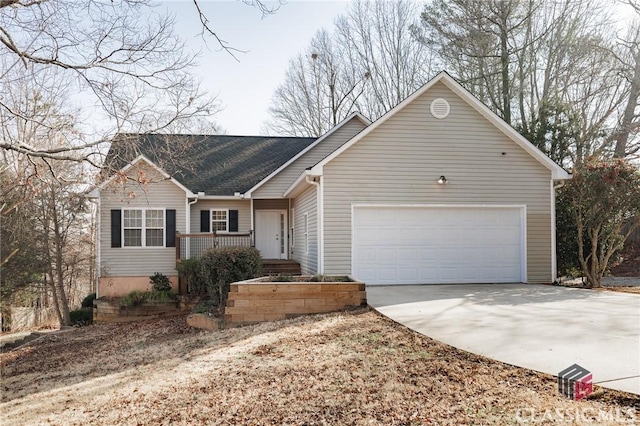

{"left": 283, "top": 169, "right": 321, "bottom": 198}
{"left": 190, "top": 193, "right": 247, "bottom": 200}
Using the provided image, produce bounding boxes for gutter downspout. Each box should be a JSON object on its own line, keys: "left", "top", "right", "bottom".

{"left": 306, "top": 174, "right": 322, "bottom": 274}
{"left": 186, "top": 196, "right": 200, "bottom": 260}
{"left": 88, "top": 197, "right": 100, "bottom": 298}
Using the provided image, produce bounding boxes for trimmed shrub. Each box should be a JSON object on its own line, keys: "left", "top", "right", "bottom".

{"left": 70, "top": 308, "right": 93, "bottom": 326}
{"left": 176, "top": 258, "right": 207, "bottom": 295}
{"left": 200, "top": 246, "right": 262, "bottom": 305}
{"left": 81, "top": 292, "right": 97, "bottom": 308}
{"left": 150, "top": 272, "right": 172, "bottom": 292}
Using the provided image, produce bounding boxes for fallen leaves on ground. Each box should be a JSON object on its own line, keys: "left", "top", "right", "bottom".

{"left": 1, "top": 309, "right": 638, "bottom": 425}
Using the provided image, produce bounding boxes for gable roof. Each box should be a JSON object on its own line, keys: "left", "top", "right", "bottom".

{"left": 244, "top": 112, "right": 370, "bottom": 197}
{"left": 104, "top": 134, "right": 317, "bottom": 196}
{"left": 309, "top": 71, "right": 571, "bottom": 180}
{"left": 94, "top": 154, "right": 195, "bottom": 196}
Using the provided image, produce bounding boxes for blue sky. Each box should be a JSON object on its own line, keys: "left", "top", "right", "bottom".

{"left": 164, "top": 1, "right": 351, "bottom": 135}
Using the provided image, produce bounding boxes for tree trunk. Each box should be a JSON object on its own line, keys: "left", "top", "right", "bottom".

{"left": 499, "top": 4, "right": 511, "bottom": 125}
{"left": 45, "top": 273, "right": 64, "bottom": 326}
{"left": 613, "top": 46, "right": 640, "bottom": 158}
{"left": 49, "top": 188, "right": 72, "bottom": 326}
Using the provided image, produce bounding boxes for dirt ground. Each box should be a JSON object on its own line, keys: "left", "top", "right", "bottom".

{"left": 611, "top": 243, "right": 640, "bottom": 278}
{"left": 1, "top": 310, "right": 638, "bottom": 425}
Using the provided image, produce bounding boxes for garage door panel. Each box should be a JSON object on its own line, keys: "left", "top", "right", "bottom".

{"left": 353, "top": 206, "right": 524, "bottom": 285}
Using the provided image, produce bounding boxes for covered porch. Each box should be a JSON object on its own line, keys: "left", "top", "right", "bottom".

{"left": 185, "top": 198, "right": 293, "bottom": 259}
{"left": 174, "top": 231, "right": 301, "bottom": 294}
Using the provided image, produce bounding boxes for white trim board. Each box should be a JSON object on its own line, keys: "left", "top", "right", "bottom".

{"left": 94, "top": 154, "right": 195, "bottom": 197}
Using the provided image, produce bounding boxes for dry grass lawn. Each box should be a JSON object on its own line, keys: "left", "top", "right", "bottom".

{"left": 1, "top": 309, "right": 638, "bottom": 425}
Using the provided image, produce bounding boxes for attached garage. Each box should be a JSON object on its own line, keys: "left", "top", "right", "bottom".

{"left": 352, "top": 205, "right": 526, "bottom": 285}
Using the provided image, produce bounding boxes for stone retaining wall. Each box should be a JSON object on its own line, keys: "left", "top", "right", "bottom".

{"left": 94, "top": 295, "right": 199, "bottom": 323}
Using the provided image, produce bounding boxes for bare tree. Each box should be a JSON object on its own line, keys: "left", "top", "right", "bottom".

{"left": 268, "top": 29, "right": 370, "bottom": 137}
{"left": 612, "top": 13, "right": 640, "bottom": 159}
{"left": 335, "top": 0, "right": 435, "bottom": 120}
{"left": 267, "top": 0, "right": 434, "bottom": 136}
{"left": 0, "top": 0, "right": 248, "bottom": 166}
{"left": 1, "top": 146, "right": 92, "bottom": 327}
{"left": 35, "top": 160, "right": 89, "bottom": 325}
{"left": 417, "top": 0, "right": 630, "bottom": 165}
{"left": 0, "top": 65, "right": 94, "bottom": 326}
{"left": 418, "top": 0, "right": 547, "bottom": 126}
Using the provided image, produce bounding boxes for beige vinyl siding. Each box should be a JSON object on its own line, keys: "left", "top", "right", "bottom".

{"left": 189, "top": 200, "right": 251, "bottom": 233}
{"left": 291, "top": 185, "right": 318, "bottom": 275}
{"left": 251, "top": 117, "right": 366, "bottom": 198}
{"left": 322, "top": 81, "right": 554, "bottom": 283}
{"left": 99, "top": 162, "right": 187, "bottom": 278}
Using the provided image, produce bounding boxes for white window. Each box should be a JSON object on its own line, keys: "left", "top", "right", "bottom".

{"left": 123, "top": 208, "right": 164, "bottom": 247}
{"left": 211, "top": 209, "right": 228, "bottom": 232}
{"left": 304, "top": 213, "right": 309, "bottom": 254}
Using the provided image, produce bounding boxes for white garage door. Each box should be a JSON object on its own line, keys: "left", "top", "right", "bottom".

{"left": 352, "top": 206, "right": 525, "bottom": 285}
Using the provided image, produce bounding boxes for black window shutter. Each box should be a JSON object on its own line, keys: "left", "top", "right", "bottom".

{"left": 166, "top": 209, "right": 176, "bottom": 247}
{"left": 229, "top": 210, "right": 239, "bottom": 232}
{"left": 111, "top": 209, "right": 121, "bottom": 248}
{"left": 200, "top": 210, "right": 210, "bottom": 232}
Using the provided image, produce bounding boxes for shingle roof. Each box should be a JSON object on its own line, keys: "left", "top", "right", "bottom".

{"left": 105, "top": 134, "right": 317, "bottom": 196}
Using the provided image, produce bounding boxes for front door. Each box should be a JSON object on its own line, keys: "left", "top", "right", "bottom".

{"left": 255, "top": 210, "right": 287, "bottom": 259}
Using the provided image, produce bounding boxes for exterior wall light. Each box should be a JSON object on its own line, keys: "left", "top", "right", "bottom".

{"left": 437, "top": 175, "right": 448, "bottom": 184}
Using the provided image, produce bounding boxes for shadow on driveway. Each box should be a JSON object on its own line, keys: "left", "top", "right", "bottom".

{"left": 367, "top": 283, "right": 640, "bottom": 395}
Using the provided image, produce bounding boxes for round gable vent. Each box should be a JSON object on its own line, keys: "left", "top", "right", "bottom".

{"left": 430, "top": 98, "right": 450, "bottom": 119}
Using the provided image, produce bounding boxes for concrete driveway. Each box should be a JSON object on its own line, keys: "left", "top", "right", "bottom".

{"left": 367, "top": 284, "right": 640, "bottom": 395}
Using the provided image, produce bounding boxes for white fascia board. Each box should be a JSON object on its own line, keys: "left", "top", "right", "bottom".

{"left": 310, "top": 71, "right": 571, "bottom": 181}
{"left": 194, "top": 195, "right": 248, "bottom": 200}
{"left": 95, "top": 154, "right": 196, "bottom": 196}
{"left": 244, "top": 112, "right": 371, "bottom": 197}
{"left": 85, "top": 188, "right": 100, "bottom": 198}
{"left": 168, "top": 178, "right": 195, "bottom": 197}
{"left": 283, "top": 170, "right": 317, "bottom": 198}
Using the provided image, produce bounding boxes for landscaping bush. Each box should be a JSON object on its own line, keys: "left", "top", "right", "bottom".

{"left": 192, "top": 300, "right": 218, "bottom": 315}
{"left": 309, "top": 274, "right": 353, "bottom": 282}
{"left": 150, "top": 272, "right": 172, "bottom": 292}
{"left": 271, "top": 273, "right": 295, "bottom": 282}
{"left": 81, "top": 292, "right": 96, "bottom": 308}
{"left": 70, "top": 308, "right": 93, "bottom": 326}
{"left": 176, "top": 258, "right": 207, "bottom": 295}
{"left": 200, "top": 246, "right": 262, "bottom": 306}
{"left": 119, "top": 290, "right": 175, "bottom": 307}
